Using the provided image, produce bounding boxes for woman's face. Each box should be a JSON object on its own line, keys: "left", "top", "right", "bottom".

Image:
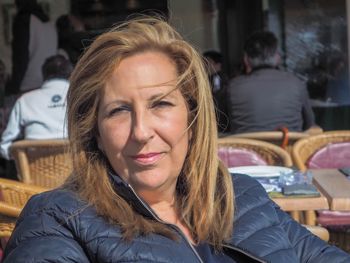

{"left": 97, "top": 51, "right": 189, "bottom": 200}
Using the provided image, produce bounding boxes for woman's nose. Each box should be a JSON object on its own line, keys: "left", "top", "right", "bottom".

{"left": 130, "top": 111, "right": 154, "bottom": 143}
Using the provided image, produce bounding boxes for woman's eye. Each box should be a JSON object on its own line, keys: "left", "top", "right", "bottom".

{"left": 152, "top": 100, "right": 174, "bottom": 108}
{"left": 108, "top": 106, "right": 130, "bottom": 116}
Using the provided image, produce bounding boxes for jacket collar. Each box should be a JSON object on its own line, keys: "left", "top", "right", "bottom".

{"left": 108, "top": 171, "right": 267, "bottom": 263}
{"left": 108, "top": 171, "right": 160, "bottom": 220}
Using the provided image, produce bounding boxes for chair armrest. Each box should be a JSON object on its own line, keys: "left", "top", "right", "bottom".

{"left": 0, "top": 202, "right": 22, "bottom": 218}
{"left": 303, "top": 224, "right": 330, "bottom": 242}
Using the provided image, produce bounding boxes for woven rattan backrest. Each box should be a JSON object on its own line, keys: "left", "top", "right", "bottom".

{"left": 292, "top": 130, "right": 350, "bottom": 172}
{"left": 227, "top": 131, "right": 319, "bottom": 153}
{"left": 10, "top": 139, "right": 72, "bottom": 188}
{"left": 0, "top": 178, "right": 47, "bottom": 217}
{"left": 0, "top": 222, "right": 15, "bottom": 238}
{"left": 218, "top": 137, "right": 293, "bottom": 167}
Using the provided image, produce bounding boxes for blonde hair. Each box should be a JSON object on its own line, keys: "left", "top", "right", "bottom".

{"left": 65, "top": 16, "right": 234, "bottom": 249}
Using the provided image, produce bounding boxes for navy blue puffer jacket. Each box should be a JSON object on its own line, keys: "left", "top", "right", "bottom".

{"left": 3, "top": 174, "right": 350, "bottom": 262}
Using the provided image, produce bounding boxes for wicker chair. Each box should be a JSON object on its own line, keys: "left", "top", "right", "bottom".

{"left": 0, "top": 177, "right": 47, "bottom": 218}
{"left": 218, "top": 137, "right": 293, "bottom": 167}
{"left": 292, "top": 130, "right": 350, "bottom": 252}
{"left": 10, "top": 139, "right": 72, "bottom": 188}
{"left": 0, "top": 178, "right": 47, "bottom": 254}
{"left": 0, "top": 222, "right": 14, "bottom": 260}
{"left": 218, "top": 137, "right": 308, "bottom": 222}
{"left": 0, "top": 222, "right": 15, "bottom": 238}
{"left": 292, "top": 130, "right": 350, "bottom": 172}
{"left": 304, "top": 225, "right": 330, "bottom": 242}
{"left": 226, "top": 127, "right": 323, "bottom": 153}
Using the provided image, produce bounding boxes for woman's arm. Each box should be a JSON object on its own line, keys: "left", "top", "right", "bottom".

{"left": 274, "top": 204, "right": 350, "bottom": 262}
{"left": 3, "top": 192, "right": 90, "bottom": 262}
{"left": 0, "top": 100, "right": 23, "bottom": 159}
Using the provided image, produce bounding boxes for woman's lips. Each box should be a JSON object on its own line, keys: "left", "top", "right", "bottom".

{"left": 131, "top": 152, "right": 164, "bottom": 165}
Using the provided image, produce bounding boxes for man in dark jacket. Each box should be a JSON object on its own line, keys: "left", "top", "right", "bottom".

{"left": 228, "top": 31, "right": 316, "bottom": 134}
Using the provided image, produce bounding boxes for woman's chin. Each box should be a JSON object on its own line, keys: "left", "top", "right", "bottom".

{"left": 129, "top": 172, "right": 176, "bottom": 195}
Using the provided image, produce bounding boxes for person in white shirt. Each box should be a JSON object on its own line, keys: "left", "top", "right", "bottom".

{"left": 0, "top": 55, "right": 72, "bottom": 160}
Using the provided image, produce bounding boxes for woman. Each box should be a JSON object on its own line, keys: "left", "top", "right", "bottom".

{"left": 3, "top": 17, "right": 349, "bottom": 262}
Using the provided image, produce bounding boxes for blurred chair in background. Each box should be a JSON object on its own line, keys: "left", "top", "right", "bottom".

{"left": 0, "top": 177, "right": 46, "bottom": 218}
{"left": 10, "top": 139, "right": 72, "bottom": 188}
{"left": 218, "top": 137, "right": 321, "bottom": 225}
{"left": 228, "top": 126, "right": 323, "bottom": 153}
{"left": 304, "top": 225, "right": 330, "bottom": 242}
{"left": 218, "top": 137, "right": 293, "bottom": 167}
{"left": 292, "top": 130, "right": 350, "bottom": 252}
{"left": 292, "top": 130, "right": 350, "bottom": 171}
{"left": 0, "top": 177, "right": 46, "bottom": 260}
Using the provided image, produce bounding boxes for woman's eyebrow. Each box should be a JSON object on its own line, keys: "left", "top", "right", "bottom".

{"left": 148, "top": 86, "right": 179, "bottom": 102}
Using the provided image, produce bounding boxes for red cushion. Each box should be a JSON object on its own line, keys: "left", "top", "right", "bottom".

{"left": 218, "top": 147, "right": 267, "bottom": 167}
{"left": 307, "top": 142, "right": 350, "bottom": 169}
{"left": 317, "top": 210, "right": 350, "bottom": 226}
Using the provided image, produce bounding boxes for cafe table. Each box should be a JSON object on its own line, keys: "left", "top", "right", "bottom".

{"left": 271, "top": 189, "right": 329, "bottom": 225}
{"left": 312, "top": 169, "right": 350, "bottom": 211}
{"left": 230, "top": 166, "right": 330, "bottom": 225}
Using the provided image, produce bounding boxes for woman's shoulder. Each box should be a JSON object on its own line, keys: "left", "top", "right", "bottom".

{"left": 20, "top": 188, "right": 88, "bottom": 219}
{"left": 4, "top": 188, "right": 97, "bottom": 262}
{"left": 230, "top": 173, "right": 268, "bottom": 198}
{"left": 229, "top": 173, "right": 273, "bottom": 220}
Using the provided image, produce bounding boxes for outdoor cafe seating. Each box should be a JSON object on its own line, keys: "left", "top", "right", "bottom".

{"left": 218, "top": 137, "right": 293, "bottom": 167}
{"left": 217, "top": 136, "right": 331, "bottom": 242}
{"left": 9, "top": 139, "right": 72, "bottom": 189}
{"left": 292, "top": 130, "right": 350, "bottom": 252}
{"left": 0, "top": 178, "right": 47, "bottom": 260}
{"left": 218, "top": 137, "right": 321, "bottom": 222}
{"left": 227, "top": 128, "right": 323, "bottom": 153}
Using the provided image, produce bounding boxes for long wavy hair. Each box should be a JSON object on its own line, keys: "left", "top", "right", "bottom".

{"left": 65, "top": 16, "right": 234, "bottom": 249}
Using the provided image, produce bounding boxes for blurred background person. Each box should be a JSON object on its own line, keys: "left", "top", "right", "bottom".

{"left": 9, "top": 0, "right": 57, "bottom": 95}
{"left": 56, "top": 14, "right": 87, "bottom": 65}
{"left": 0, "top": 55, "right": 72, "bottom": 160}
{"left": 228, "top": 31, "right": 316, "bottom": 134}
{"left": 203, "top": 50, "right": 230, "bottom": 133}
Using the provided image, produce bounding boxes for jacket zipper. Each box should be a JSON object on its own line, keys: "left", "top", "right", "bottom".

{"left": 128, "top": 184, "right": 268, "bottom": 263}
{"left": 223, "top": 244, "right": 267, "bottom": 263}
{"left": 128, "top": 184, "right": 203, "bottom": 263}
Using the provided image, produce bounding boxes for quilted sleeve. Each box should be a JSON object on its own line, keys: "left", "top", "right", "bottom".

{"left": 3, "top": 191, "right": 90, "bottom": 262}
{"left": 275, "top": 204, "right": 350, "bottom": 262}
